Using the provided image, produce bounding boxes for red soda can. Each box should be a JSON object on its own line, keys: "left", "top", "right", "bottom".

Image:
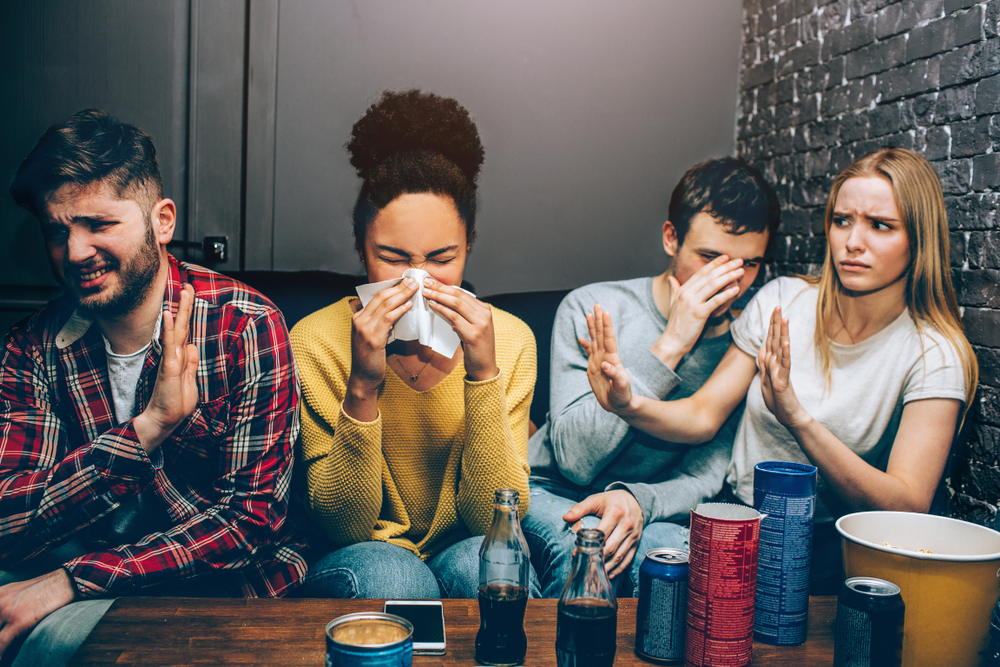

{"left": 684, "top": 503, "right": 763, "bottom": 667}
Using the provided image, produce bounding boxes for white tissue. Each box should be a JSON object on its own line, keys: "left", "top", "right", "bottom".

{"left": 355, "top": 268, "right": 474, "bottom": 358}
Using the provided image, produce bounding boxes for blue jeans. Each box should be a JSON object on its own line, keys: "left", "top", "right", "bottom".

{"left": 5, "top": 599, "right": 115, "bottom": 667}
{"left": 0, "top": 562, "right": 113, "bottom": 667}
{"left": 302, "top": 537, "right": 542, "bottom": 599}
{"left": 522, "top": 484, "right": 690, "bottom": 598}
{"left": 0, "top": 542, "right": 244, "bottom": 667}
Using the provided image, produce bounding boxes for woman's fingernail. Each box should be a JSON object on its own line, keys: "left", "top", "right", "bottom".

{"left": 403, "top": 277, "right": 414, "bottom": 286}
{"left": 424, "top": 277, "right": 435, "bottom": 286}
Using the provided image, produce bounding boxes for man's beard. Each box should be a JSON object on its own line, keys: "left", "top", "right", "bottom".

{"left": 705, "top": 308, "right": 733, "bottom": 328}
{"left": 73, "top": 223, "right": 161, "bottom": 320}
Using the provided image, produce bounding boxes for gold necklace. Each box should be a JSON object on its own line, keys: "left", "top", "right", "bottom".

{"left": 392, "top": 354, "right": 431, "bottom": 382}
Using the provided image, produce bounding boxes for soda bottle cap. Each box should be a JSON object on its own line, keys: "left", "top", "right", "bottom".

{"left": 494, "top": 488, "right": 520, "bottom": 505}
{"left": 575, "top": 528, "right": 605, "bottom": 548}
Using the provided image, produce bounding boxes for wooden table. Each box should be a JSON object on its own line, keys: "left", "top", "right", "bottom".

{"left": 68, "top": 596, "right": 836, "bottom": 666}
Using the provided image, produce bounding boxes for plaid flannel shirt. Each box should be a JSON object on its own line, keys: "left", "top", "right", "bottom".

{"left": 0, "top": 255, "right": 306, "bottom": 598}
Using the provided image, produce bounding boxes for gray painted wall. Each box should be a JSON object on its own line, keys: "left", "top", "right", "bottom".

{"left": 0, "top": 0, "right": 744, "bottom": 303}
{"left": 0, "top": 0, "right": 191, "bottom": 289}
{"left": 270, "top": 0, "right": 744, "bottom": 295}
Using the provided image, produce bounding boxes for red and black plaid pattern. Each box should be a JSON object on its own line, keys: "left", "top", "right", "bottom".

{"left": 0, "top": 255, "right": 306, "bottom": 598}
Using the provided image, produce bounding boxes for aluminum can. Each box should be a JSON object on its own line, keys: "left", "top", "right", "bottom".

{"left": 752, "top": 460, "right": 817, "bottom": 646}
{"left": 325, "top": 612, "right": 413, "bottom": 667}
{"left": 684, "top": 503, "right": 763, "bottom": 667}
{"left": 834, "top": 577, "right": 905, "bottom": 667}
{"left": 635, "top": 547, "right": 689, "bottom": 664}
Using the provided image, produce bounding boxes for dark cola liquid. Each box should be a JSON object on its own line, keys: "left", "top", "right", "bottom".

{"left": 475, "top": 583, "right": 528, "bottom": 666}
{"left": 556, "top": 598, "right": 618, "bottom": 667}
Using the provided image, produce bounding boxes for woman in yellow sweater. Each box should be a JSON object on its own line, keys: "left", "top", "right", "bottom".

{"left": 291, "top": 90, "right": 537, "bottom": 599}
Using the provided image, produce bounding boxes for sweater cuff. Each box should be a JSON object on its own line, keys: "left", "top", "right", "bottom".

{"left": 606, "top": 481, "right": 653, "bottom": 525}
{"left": 464, "top": 368, "right": 503, "bottom": 387}
{"left": 627, "top": 348, "right": 682, "bottom": 400}
{"left": 464, "top": 368, "right": 506, "bottom": 410}
{"left": 328, "top": 404, "right": 383, "bottom": 460}
{"left": 339, "top": 403, "right": 382, "bottom": 427}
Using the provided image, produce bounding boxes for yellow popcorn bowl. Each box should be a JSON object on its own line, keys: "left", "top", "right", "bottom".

{"left": 836, "top": 511, "right": 1000, "bottom": 667}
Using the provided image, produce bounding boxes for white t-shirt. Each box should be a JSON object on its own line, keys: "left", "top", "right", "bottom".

{"left": 728, "top": 277, "right": 967, "bottom": 523}
{"left": 103, "top": 312, "right": 161, "bottom": 423}
{"left": 102, "top": 314, "right": 166, "bottom": 541}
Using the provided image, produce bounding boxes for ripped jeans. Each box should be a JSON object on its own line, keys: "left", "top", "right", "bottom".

{"left": 521, "top": 483, "right": 689, "bottom": 599}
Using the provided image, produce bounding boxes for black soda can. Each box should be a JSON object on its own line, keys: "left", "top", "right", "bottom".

{"left": 634, "top": 547, "right": 689, "bottom": 664}
{"left": 834, "top": 576, "right": 905, "bottom": 667}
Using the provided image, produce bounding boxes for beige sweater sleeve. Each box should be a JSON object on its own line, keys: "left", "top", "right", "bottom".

{"left": 299, "top": 399, "right": 385, "bottom": 546}
{"left": 293, "top": 301, "right": 537, "bottom": 551}
{"left": 456, "top": 312, "right": 536, "bottom": 534}
{"left": 292, "top": 300, "right": 389, "bottom": 547}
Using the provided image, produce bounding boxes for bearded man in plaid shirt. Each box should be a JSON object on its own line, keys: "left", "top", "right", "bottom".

{"left": 0, "top": 109, "right": 306, "bottom": 666}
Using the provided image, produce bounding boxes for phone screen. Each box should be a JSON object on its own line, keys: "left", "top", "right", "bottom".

{"left": 383, "top": 601, "right": 446, "bottom": 653}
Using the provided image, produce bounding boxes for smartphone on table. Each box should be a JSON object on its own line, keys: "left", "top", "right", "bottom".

{"left": 383, "top": 600, "right": 447, "bottom": 655}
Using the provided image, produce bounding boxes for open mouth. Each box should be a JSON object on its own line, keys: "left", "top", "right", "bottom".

{"left": 80, "top": 268, "right": 109, "bottom": 281}
{"left": 75, "top": 265, "right": 114, "bottom": 289}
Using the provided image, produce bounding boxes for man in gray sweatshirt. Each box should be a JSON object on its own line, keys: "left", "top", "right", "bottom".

{"left": 525, "top": 157, "right": 781, "bottom": 597}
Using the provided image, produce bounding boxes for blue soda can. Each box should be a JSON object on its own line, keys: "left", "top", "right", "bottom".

{"left": 752, "top": 460, "right": 818, "bottom": 646}
{"left": 635, "top": 547, "right": 689, "bottom": 664}
{"left": 325, "top": 612, "right": 413, "bottom": 667}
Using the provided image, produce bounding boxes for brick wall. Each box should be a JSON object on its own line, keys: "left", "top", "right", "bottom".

{"left": 737, "top": 0, "right": 1000, "bottom": 525}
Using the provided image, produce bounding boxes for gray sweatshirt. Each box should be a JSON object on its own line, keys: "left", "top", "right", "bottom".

{"left": 528, "top": 277, "right": 741, "bottom": 524}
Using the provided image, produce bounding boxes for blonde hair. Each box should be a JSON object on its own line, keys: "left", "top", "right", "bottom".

{"left": 813, "top": 147, "right": 978, "bottom": 416}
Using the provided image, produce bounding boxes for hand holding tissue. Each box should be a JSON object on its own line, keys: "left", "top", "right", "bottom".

{"left": 356, "top": 268, "right": 474, "bottom": 358}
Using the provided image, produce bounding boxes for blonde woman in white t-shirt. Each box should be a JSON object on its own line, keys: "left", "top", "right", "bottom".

{"left": 582, "top": 148, "right": 978, "bottom": 585}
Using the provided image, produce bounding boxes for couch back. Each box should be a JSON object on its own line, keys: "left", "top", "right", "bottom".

{"left": 224, "top": 270, "right": 366, "bottom": 332}
{"left": 480, "top": 290, "right": 569, "bottom": 428}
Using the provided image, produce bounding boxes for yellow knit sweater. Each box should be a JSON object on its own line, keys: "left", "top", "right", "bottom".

{"left": 291, "top": 297, "right": 536, "bottom": 560}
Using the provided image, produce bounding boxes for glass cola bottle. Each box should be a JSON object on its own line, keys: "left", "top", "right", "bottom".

{"left": 556, "top": 528, "right": 618, "bottom": 667}
{"left": 475, "top": 488, "right": 530, "bottom": 666}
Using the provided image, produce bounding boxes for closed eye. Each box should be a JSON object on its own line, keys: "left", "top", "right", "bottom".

{"left": 42, "top": 225, "right": 68, "bottom": 242}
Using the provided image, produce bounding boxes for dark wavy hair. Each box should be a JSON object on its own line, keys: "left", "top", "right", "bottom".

{"left": 668, "top": 157, "right": 781, "bottom": 252}
{"left": 10, "top": 108, "right": 163, "bottom": 218}
{"left": 348, "top": 90, "right": 485, "bottom": 251}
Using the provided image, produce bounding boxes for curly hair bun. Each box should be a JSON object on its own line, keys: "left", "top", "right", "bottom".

{"left": 347, "top": 89, "right": 484, "bottom": 185}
